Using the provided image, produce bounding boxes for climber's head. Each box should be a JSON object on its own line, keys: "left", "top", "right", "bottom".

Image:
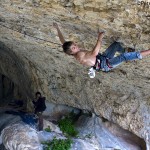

{"left": 35, "top": 92, "right": 41, "bottom": 99}
{"left": 62, "top": 41, "right": 80, "bottom": 55}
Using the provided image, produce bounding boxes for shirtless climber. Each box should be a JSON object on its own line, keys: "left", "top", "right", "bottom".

{"left": 53, "top": 23, "right": 150, "bottom": 78}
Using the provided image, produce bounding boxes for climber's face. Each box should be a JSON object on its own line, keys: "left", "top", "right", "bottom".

{"left": 70, "top": 43, "right": 80, "bottom": 54}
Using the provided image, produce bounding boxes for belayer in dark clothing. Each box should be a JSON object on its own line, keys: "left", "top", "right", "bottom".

{"left": 32, "top": 92, "right": 46, "bottom": 114}
{"left": 32, "top": 92, "right": 46, "bottom": 131}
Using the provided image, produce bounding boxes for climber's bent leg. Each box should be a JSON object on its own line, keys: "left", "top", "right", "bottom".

{"left": 103, "top": 41, "right": 124, "bottom": 59}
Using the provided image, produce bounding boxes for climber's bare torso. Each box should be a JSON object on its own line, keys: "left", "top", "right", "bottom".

{"left": 53, "top": 22, "right": 104, "bottom": 67}
{"left": 73, "top": 49, "right": 96, "bottom": 66}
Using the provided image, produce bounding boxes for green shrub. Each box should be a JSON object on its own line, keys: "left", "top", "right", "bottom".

{"left": 43, "top": 138, "right": 72, "bottom": 150}
{"left": 42, "top": 141, "right": 51, "bottom": 150}
{"left": 58, "top": 115, "right": 78, "bottom": 137}
{"left": 44, "top": 126, "right": 51, "bottom": 132}
{"left": 51, "top": 138, "right": 72, "bottom": 150}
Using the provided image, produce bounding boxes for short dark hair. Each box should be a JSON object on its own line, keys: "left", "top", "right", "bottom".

{"left": 35, "top": 92, "right": 41, "bottom": 96}
{"left": 62, "top": 41, "right": 73, "bottom": 55}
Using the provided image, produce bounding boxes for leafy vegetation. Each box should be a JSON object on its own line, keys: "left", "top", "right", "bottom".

{"left": 43, "top": 138, "right": 72, "bottom": 150}
{"left": 42, "top": 111, "right": 79, "bottom": 150}
{"left": 58, "top": 112, "right": 78, "bottom": 137}
{"left": 51, "top": 138, "right": 72, "bottom": 150}
{"left": 44, "top": 126, "right": 51, "bottom": 132}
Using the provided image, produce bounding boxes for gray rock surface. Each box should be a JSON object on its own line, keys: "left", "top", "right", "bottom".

{"left": 75, "top": 114, "right": 146, "bottom": 150}
{"left": 2, "top": 123, "right": 43, "bottom": 150}
{"left": 1, "top": 113, "right": 144, "bottom": 150}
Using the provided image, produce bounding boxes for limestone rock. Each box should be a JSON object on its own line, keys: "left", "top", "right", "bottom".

{"left": 43, "top": 119, "right": 62, "bottom": 134}
{"left": 0, "top": 0, "right": 150, "bottom": 148}
{"left": 1, "top": 123, "right": 42, "bottom": 150}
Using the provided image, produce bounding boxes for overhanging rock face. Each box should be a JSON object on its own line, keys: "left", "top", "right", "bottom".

{"left": 0, "top": 42, "right": 32, "bottom": 98}
{"left": 0, "top": 0, "right": 150, "bottom": 146}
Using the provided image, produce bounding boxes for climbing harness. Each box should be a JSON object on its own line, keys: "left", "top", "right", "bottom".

{"left": 93, "top": 55, "right": 101, "bottom": 71}
{"left": 88, "top": 54, "right": 113, "bottom": 78}
{"left": 94, "top": 54, "right": 112, "bottom": 71}
{"left": 106, "top": 58, "right": 113, "bottom": 69}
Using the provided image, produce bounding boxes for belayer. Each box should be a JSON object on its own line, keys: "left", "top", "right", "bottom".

{"left": 53, "top": 23, "right": 150, "bottom": 78}
{"left": 32, "top": 92, "right": 46, "bottom": 131}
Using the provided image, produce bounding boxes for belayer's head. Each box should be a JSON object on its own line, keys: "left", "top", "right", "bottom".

{"left": 62, "top": 41, "right": 80, "bottom": 55}
{"left": 35, "top": 91, "right": 41, "bottom": 99}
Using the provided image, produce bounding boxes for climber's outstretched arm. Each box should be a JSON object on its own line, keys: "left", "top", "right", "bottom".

{"left": 90, "top": 32, "right": 104, "bottom": 56}
{"left": 53, "top": 23, "right": 65, "bottom": 45}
